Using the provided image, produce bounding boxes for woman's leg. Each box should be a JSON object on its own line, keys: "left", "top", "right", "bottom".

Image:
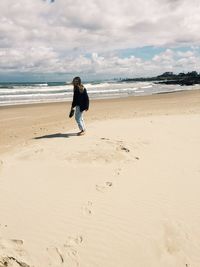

{"left": 75, "top": 106, "right": 86, "bottom": 131}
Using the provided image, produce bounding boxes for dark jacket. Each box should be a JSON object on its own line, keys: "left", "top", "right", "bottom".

{"left": 71, "top": 87, "right": 89, "bottom": 112}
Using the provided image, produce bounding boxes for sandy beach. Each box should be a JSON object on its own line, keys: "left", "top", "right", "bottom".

{"left": 1, "top": 89, "right": 200, "bottom": 267}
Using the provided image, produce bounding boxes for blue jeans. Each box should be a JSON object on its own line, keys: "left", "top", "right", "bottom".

{"left": 75, "top": 106, "right": 85, "bottom": 131}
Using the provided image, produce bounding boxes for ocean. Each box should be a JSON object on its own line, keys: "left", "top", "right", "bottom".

{"left": 0, "top": 80, "right": 198, "bottom": 107}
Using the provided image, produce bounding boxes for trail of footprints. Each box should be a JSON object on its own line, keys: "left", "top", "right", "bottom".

{"left": 45, "top": 138, "right": 126, "bottom": 266}
{"left": 1, "top": 138, "right": 190, "bottom": 267}
{"left": 65, "top": 137, "right": 136, "bottom": 163}
{"left": 0, "top": 236, "right": 83, "bottom": 267}
{"left": 0, "top": 137, "right": 192, "bottom": 267}
{"left": 0, "top": 138, "right": 129, "bottom": 267}
{"left": 81, "top": 138, "right": 125, "bottom": 217}
{"left": 0, "top": 137, "right": 137, "bottom": 267}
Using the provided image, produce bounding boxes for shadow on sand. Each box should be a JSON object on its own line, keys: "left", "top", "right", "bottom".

{"left": 34, "top": 132, "right": 78, "bottom": 139}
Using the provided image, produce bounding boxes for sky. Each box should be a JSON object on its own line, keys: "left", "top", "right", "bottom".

{"left": 1, "top": 0, "right": 200, "bottom": 82}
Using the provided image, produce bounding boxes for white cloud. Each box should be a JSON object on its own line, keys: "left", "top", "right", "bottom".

{"left": 1, "top": 0, "right": 200, "bottom": 78}
{"left": 152, "top": 49, "right": 174, "bottom": 63}
{"left": 177, "top": 51, "right": 194, "bottom": 57}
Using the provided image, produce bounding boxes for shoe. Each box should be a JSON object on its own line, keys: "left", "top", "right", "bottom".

{"left": 77, "top": 130, "right": 86, "bottom": 136}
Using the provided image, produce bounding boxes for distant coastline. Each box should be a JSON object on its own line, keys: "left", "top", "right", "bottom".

{"left": 121, "top": 71, "right": 200, "bottom": 86}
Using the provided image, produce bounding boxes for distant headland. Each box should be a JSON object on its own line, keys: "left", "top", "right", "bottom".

{"left": 121, "top": 71, "right": 200, "bottom": 86}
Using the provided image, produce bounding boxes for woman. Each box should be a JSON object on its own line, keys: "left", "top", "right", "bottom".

{"left": 70, "top": 77, "right": 89, "bottom": 136}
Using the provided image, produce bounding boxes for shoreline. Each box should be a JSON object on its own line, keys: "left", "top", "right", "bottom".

{"left": 0, "top": 86, "right": 199, "bottom": 109}
{"left": 1, "top": 87, "right": 200, "bottom": 110}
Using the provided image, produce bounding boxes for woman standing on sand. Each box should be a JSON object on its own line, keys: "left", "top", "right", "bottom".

{"left": 70, "top": 77, "right": 89, "bottom": 136}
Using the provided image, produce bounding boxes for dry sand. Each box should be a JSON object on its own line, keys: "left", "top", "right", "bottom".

{"left": 0, "top": 90, "right": 200, "bottom": 267}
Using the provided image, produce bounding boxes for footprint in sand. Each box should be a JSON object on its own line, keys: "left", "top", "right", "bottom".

{"left": 63, "top": 235, "right": 83, "bottom": 266}
{"left": 119, "top": 145, "right": 130, "bottom": 153}
{"left": 100, "top": 137, "right": 110, "bottom": 141}
{"left": 112, "top": 139, "right": 131, "bottom": 154}
{"left": 46, "top": 246, "right": 64, "bottom": 266}
{"left": 0, "top": 238, "right": 24, "bottom": 252}
{"left": 65, "top": 235, "right": 83, "bottom": 247}
{"left": 0, "top": 239, "right": 31, "bottom": 267}
{"left": 46, "top": 235, "right": 83, "bottom": 267}
{"left": 0, "top": 225, "right": 7, "bottom": 229}
{"left": 34, "top": 148, "right": 44, "bottom": 154}
{"left": 153, "top": 221, "right": 190, "bottom": 266}
{"left": 96, "top": 181, "right": 113, "bottom": 193}
{"left": 0, "top": 256, "right": 30, "bottom": 267}
{"left": 101, "top": 138, "right": 129, "bottom": 151}
{"left": 0, "top": 160, "right": 3, "bottom": 171}
{"left": 163, "top": 222, "right": 184, "bottom": 255}
{"left": 82, "top": 201, "right": 93, "bottom": 215}
{"left": 114, "top": 167, "right": 122, "bottom": 176}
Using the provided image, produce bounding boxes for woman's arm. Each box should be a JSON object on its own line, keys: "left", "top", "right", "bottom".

{"left": 71, "top": 90, "right": 77, "bottom": 109}
{"left": 85, "top": 89, "right": 89, "bottom": 110}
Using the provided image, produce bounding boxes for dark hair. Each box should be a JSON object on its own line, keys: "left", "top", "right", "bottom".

{"left": 72, "top": 76, "right": 81, "bottom": 86}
